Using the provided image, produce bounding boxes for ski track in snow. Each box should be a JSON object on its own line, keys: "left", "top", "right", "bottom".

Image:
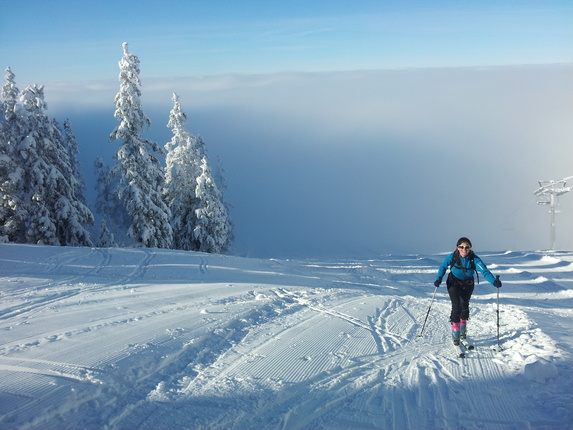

{"left": 0, "top": 245, "right": 572, "bottom": 429}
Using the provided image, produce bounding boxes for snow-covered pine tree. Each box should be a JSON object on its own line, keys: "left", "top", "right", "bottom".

{"left": 63, "top": 119, "right": 88, "bottom": 205}
{"left": 94, "top": 156, "right": 129, "bottom": 244}
{"left": 1, "top": 67, "right": 22, "bottom": 154}
{"left": 0, "top": 67, "right": 28, "bottom": 242}
{"left": 164, "top": 93, "right": 202, "bottom": 250}
{"left": 20, "top": 87, "right": 94, "bottom": 246}
{"left": 1, "top": 69, "right": 94, "bottom": 246}
{"left": 109, "top": 42, "right": 173, "bottom": 248}
{"left": 0, "top": 123, "right": 7, "bottom": 242}
{"left": 214, "top": 155, "right": 228, "bottom": 194}
{"left": 196, "top": 135, "right": 207, "bottom": 159}
{"left": 193, "top": 156, "right": 232, "bottom": 254}
{"left": 0, "top": 67, "right": 23, "bottom": 145}
{"left": 214, "top": 154, "right": 234, "bottom": 245}
{"left": 96, "top": 219, "right": 117, "bottom": 248}
{"left": 16, "top": 84, "right": 59, "bottom": 245}
{"left": 48, "top": 118, "right": 94, "bottom": 246}
{"left": 1, "top": 83, "right": 49, "bottom": 244}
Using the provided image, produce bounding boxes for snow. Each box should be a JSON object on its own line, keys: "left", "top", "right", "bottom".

{"left": 0, "top": 244, "right": 572, "bottom": 429}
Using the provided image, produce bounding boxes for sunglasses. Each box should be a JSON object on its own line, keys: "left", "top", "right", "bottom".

{"left": 457, "top": 245, "right": 471, "bottom": 250}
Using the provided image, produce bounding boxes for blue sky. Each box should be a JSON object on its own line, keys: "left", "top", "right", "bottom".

{"left": 2, "top": 0, "right": 572, "bottom": 83}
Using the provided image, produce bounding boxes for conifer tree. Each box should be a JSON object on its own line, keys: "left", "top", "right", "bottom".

{"left": 20, "top": 86, "right": 93, "bottom": 246}
{"left": 2, "top": 84, "right": 49, "bottom": 243}
{"left": 0, "top": 67, "right": 23, "bottom": 146}
{"left": 164, "top": 94, "right": 233, "bottom": 253}
{"left": 164, "top": 93, "right": 202, "bottom": 250}
{"left": 0, "top": 67, "right": 27, "bottom": 242}
{"left": 1, "top": 70, "right": 93, "bottom": 246}
{"left": 94, "top": 156, "right": 128, "bottom": 244}
{"left": 193, "top": 157, "right": 232, "bottom": 253}
{"left": 63, "top": 119, "right": 88, "bottom": 205}
{"left": 214, "top": 154, "right": 234, "bottom": 245}
{"left": 0, "top": 126, "right": 7, "bottom": 242}
{"left": 96, "top": 219, "right": 117, "bottom": 247}
{"left": 109, "top": 42, "right": 173, "bottom": 248}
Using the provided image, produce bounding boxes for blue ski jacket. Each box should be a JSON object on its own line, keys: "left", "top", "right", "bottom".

{"left": 436, "top": 252, "right": 496, "bottom": 285}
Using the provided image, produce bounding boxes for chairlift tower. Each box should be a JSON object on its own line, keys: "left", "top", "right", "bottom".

{"left": 534, "top": 176, "right": 573, "bottom": 250}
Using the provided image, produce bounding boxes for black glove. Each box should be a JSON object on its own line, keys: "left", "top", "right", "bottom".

{"left": 434, "top": 279, "right": 442, "bottom": 288}
{"left": 493, "top": 278, "right": 502, "bottom": 288}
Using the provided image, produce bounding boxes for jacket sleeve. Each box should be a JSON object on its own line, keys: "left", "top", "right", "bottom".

{"left": 436, "top": 253, "right": 453, "bottom": 281}
{"left": 474, "top": 256, "right": 496, "bottom": 285}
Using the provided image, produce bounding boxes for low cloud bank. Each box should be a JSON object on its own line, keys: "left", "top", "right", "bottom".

{"left": 45, "top": 65, "right": 573, "bottom": 257}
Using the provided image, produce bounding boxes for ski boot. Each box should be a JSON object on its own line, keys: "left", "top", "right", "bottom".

{"left": 451, "top": 322, "right": 461, "bottom": 346}
{"left": 460, "top": 319, "right": 467, "bottom": 340}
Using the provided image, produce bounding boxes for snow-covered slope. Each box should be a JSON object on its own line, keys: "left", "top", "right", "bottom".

{"left": 0, "top": 244, "right": 571, "bottom": 429}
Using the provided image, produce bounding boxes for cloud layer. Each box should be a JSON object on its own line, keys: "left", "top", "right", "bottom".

{"left": 45, "top": 65, "right": 573, "bottom": 257}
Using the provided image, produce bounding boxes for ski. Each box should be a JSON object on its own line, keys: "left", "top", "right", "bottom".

{"left": 452, "top": 338, "right": 476, "bottom": 358}
{"left": 453, "top": 340, "right": 466, "bottom": 358}
{"left": 460, "top": 339, "right": 474, "bottom": 351}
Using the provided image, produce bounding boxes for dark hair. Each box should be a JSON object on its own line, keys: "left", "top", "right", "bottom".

{"left": 456, "top": 237, "right": 472, "bottom": 248}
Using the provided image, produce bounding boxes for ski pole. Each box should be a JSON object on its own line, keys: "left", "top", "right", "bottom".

{"left": 495, "top": 275, "right": 502, "bottom": 351}
{"left": 418, "top": 285, "right": 438, "bottom": 337}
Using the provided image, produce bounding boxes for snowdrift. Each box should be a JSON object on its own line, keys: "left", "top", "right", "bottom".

{"left": 0, "top": 244, "right": 572, "bottom": 429}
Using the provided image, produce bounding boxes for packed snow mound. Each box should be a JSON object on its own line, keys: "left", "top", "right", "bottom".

{"left": 0, "top": 244, "right": 572, "bottom": 430}
{"left": 523, "top": 359, "right": 559, "bottom": 383}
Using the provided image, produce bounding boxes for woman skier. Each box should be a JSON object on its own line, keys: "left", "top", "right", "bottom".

{"left": 434, "top": 237, "right": 502, "bottom": 344}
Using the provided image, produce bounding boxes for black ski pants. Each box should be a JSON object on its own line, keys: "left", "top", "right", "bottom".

{"left": 446, "top": 272, "right": 474, "bottom": 323}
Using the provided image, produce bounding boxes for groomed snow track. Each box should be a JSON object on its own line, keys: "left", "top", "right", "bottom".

{"left": 0, "top": 245, "right": 572, "bottom": 429}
